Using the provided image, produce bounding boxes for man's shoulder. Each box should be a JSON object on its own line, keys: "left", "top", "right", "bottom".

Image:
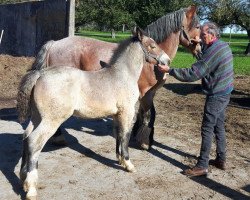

{"left": 215, "top": 39, "right": 229, "bottom": 47}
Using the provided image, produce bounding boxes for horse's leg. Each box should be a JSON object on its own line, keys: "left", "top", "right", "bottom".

{"left": 113, "top": 117, "right": 121, "bottom": 162}
{"left": 133, "top": 95, "right": 156, "bottom": 150}
{"left": 117, "top": 107, "right": 138, "bottom": 172}
{"left": 20, "top": 120, "right": 34, "bottom": 183}
{"left": 23, "top": 119, "right": 63, "bottom": 200}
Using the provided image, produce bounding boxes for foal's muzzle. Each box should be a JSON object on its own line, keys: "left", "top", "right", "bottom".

{"left": 155, "top": 51, "right": 171, "bottom": 65}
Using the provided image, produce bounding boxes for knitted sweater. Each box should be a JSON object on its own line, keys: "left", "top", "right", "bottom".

{"left": 169, "top": 39, "right": 234, "bottom": 96}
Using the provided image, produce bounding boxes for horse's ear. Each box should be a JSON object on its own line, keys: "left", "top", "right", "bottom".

{"left": 186, "top": 5, "right": 197, "bottom": 18}
{"left": 131, "top": 26, "right": 137, "bottom": 36}
{"left": 133, "top": 26, "right": 144, "bottom": 41}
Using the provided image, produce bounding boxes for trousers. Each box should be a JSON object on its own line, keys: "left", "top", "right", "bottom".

{"left": 197, "top": 94, "right": 231, "bottom": 168}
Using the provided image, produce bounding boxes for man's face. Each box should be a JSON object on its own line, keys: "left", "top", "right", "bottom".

{"left": 201, "top": 25, "right": 216, "bottom": 45}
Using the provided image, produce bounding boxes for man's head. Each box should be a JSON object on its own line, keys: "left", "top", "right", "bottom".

{"left": 201, "top": 22, "right": 220, "bottom": 45}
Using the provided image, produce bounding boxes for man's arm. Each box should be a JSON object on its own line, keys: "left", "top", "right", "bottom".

{"left": 158, "top": 60, "right": 209, "bottom": 82}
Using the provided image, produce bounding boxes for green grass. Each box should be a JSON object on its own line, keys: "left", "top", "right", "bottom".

{"left": 76, "top": 30, "right": 250, "bottom": 75}
{"left": 75, "top": 30, "right": 131, "bottom": 43}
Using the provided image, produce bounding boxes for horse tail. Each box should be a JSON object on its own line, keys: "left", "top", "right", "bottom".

{"left": 17, "top": 70, "right": 41, "bottom": 123}
{"left": 31, "top": 40, "right": 54, "bottom": 70}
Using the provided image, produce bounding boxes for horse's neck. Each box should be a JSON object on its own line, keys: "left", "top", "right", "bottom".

{"left": 158, "top": 32, "right": 180, "bottom": 60}
{"left": 112, "top": 43, "right": 144, "bottom": 81}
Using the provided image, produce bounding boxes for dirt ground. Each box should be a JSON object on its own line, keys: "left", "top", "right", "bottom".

{"left": 0, "top": 54, "right": 249, "bottom": 200}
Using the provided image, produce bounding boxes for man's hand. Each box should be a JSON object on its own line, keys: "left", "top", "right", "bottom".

{"left": 157, "top": 64, "right": 170, "bottom": 73}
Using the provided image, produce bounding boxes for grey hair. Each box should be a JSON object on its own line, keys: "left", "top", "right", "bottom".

{"left": 202, "top": 22, "right": 220, "bottom": 38}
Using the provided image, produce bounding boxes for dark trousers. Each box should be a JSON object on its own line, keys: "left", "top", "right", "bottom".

{"left": 197, "top": 94, "right": 231, "bottom": 168}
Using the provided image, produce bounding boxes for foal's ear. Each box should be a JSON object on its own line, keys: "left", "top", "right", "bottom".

{"left": 132, "top": 26, "right": 144, "bottom": 41}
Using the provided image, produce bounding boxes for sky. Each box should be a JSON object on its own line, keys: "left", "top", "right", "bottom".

{"left": 222, "top": 25, "right": 247, "bottom": 34}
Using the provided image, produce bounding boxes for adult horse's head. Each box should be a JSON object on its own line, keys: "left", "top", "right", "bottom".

{"left": 133, "top": 27, "right": 171, "bottom": 66}
{"left": 180, "top": 5, "right": 202, "bottom": 59}
{"left": 145, "top": 5, "right": 202, "bottom": 60}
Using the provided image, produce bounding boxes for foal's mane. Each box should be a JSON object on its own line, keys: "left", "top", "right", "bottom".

{"left": 144, "top": 8, "right": 199, "bottom": 43}
{"left": 109, "top": 36, "right": 139, "bottom": 66}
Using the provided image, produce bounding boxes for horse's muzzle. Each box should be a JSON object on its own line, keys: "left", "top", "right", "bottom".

{"left": 157, "top": 51, "right": 171, "bottom": 65}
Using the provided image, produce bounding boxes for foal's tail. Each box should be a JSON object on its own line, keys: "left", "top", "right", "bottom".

{"left": 31, "top": 40, "right": 54, "bottom": 70}
{"left": 17, "top": 70, "right": 41, "bottom": 123}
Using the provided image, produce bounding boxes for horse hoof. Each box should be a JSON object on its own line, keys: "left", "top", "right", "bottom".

{"left": 140, "top": 143, "right": 150, "bottom": 150}
{"left": 26, "top": 195, "right": 37, "bottom": 200}
{"left": 123, "top": 159, "right": 136, "bottom": 173}
{"left": 127, "top": 166, "right": 136, "bottom": 173}
{"left": 49, "top": 135, "right": 67, "bottom": 146}
{"left": 25, "top": 186, "right": 37, "bottom": 200}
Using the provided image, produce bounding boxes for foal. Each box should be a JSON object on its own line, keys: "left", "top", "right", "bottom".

{"left": 17, "top": 27, "right": 170, "bottom": 200}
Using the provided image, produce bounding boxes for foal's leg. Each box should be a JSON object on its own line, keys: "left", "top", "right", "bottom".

{"left": 20, "top": 121, "right": 34, "bottom": 183}
{"left": 23, "top": 119, "right": 62, "bottom": 200}
{"left": 113, "top": 117, "right": 122, "bottom": 162}
{"left": 117, "top": 108, "right": 138, "bottom": 172}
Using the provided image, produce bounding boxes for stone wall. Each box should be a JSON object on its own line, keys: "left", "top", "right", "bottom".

{"left": 0, "top": 0, "right": 72, "bottom": 56}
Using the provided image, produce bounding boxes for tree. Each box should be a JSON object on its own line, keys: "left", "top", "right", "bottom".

{"left": 76, "top": 0, "right": 134, "bottom": 31}
{"left": 126, "top": 0, "right": 194, "bottom": 29}
{"left": 75, "top": 0, "right": 195, "bottom": 31}
{"left": 195, "top": 0, "right": 250, "bottom": 55}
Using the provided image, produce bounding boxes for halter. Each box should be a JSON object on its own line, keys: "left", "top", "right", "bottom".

{"left": 179, "top": 26, "right": 192, "bottom": 46}
{"left": 179, "top": 26, "right": 203, "bottom": 60}
{"left": 139, "top": 42, "right": 163, "bottom": 65}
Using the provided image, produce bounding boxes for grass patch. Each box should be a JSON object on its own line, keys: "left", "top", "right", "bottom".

{"left": 75, "top": 30, "right": 131, "bottom": 43}
{"left": 76, "top": 30, "right": 250, "bottom": 75}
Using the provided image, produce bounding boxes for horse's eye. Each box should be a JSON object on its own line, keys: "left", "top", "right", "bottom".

{"left": 151, "top": 45, "right": 156, "bottom": 49}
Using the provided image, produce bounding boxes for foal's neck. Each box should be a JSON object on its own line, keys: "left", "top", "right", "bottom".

{"left": 112, "top": 41, "right": 144, "bottom": 80}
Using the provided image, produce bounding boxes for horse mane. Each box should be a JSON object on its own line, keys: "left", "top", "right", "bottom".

{"left": 144, "top": 8, "right": 199, "bottom": 43}
{"left": 109, "top": 36, "right": 139, "bottom": 66}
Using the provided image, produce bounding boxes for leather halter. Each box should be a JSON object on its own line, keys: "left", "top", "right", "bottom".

{"left": 139, "top": 42, "right": 163, "bottom": 65}
{"left": 179, "top": 26, "right": 192, "bottom": 47}
{"left": 179, "top": 26, "right": 203, "bottom": 60}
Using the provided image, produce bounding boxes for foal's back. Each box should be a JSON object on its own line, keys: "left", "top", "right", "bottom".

{"left": 34, "top": 59, "right": 141, "bottom": 119}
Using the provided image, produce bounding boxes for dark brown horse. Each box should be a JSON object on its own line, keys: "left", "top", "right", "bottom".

{"left": 31, "top": 5, "right": 201, "bottom": 149}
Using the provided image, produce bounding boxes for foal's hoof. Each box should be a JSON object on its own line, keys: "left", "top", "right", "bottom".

{"left": 122, "top": 159, "right": 136, "bottom": 173}
{"left": 126, "top": 165, "right": 137, "bottom": 173}
{"left": 25, "top": 187, "right": 37, "bottom": 200}
{"left": 49, "top": 135, "right": 67, "bottom": 146}
{"left": 26, "top": 196, "right": 37, "bottom": 200}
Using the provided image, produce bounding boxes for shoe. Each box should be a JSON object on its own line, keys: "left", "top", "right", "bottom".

{"left": 209, "top": 159, "right": 226, "bottom": 170}
{"left": 183, "top": 166, "right": 208, "bottom": 177}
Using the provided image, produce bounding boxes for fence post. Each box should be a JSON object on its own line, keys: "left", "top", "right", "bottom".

{"left": 0, "top": 30, "right": 4, "bottom": 45}
{"left": 68, "top": 0, "right": 75, "bottom": 36}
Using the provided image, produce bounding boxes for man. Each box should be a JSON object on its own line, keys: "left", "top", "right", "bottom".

{"left": 158, "top": 22, "right": 234, "bottom": 177}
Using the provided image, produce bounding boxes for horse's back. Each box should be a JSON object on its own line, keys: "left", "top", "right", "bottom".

{"left": 48, "top": 36, "right": 118, "bottom": 70}
{"left": 32, "top": 66, "right": 119, "bottom": 118}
